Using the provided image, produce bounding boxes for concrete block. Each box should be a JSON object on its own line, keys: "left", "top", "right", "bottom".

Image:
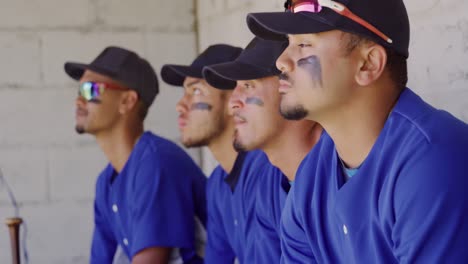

{"left": 96, "top": 0, "right": 194, "bottom": 32}
{"left": 0, "top": 33, "right": 41, "bottom": 85}
{"left": 197, "top": 0, "right": 225, "bottom": 20}
{"left": 0, "top": 148, "right": 48, "bottom": 203}
{"left": 248, "top": 0, "right": 283, "bottom": 10}
{"left": 0, "top": 0, "right": 91, "bottom": 29}
{"left": 226, "top": 0, "right": 252, "bottom": 11}
{"left": 408, "top": 22, "right": 468, "bottom": 93}
{"left": 198, "top": 12, "right": 252, "bottom": 51}
{"left": 146, "top": 32, "right": 196, "bottom": 72}
{"left": 407, "top": 0, "right": 467, "bottom": 26}
{"left": 48, "top": 145, "right": 106, "bottom": 201}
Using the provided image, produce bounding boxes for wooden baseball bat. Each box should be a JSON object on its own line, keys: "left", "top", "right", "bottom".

{"left": 5, "top": 217, "right": 22, "bottom": 264}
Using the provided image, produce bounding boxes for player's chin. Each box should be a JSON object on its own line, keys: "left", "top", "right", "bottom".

{"left": 75, "top": 125, "right": 86, "bottom": 134}
{"left": 233, "top": 135, "right": 247, "bottom": 152}
{"left": 181, "top": 137, "right": 198, "bottom": 148}
{"left": 235, "top": 136, "right": 259, "bottom": 152}
{"left": 183, "top": 134, "right": 211, "bottom": 148}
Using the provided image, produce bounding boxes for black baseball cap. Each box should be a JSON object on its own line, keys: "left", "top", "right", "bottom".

{"left": 161, "top": 44, "right": 243, "bottom": 87}
{"left": 64, "top": 46, "right": 159, "bottom": 107}
{"left": 247, "top": 0, "right": 410, "bottom": 58}
{"left": 203, "top": 37, "right": 287, "bottom": 90}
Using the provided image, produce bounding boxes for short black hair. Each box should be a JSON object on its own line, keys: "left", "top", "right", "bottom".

{"left": 342, "top": 32, "right": 407, "bottom": 91}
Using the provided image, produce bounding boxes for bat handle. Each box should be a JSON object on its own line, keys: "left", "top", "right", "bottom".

{"left": 5, "top": 217, "right": 22, "bottom": 264}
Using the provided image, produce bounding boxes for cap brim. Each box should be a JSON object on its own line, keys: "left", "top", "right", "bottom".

{"left": 64, "top": 62, "right": 117, "bottom": 81}
{"left": 64, "top": 62, "right": 90, "bottom": 81}
{"left": 202, "top": 66, "right": 237, "bottom": 90}
{"left": 204, "top": 61, "right": 279, "bottom": 91}
{"left": 247, "top": 12, "right": 336, "bottom": 40}
{"left": 161, "top": 65, "right": 203, "bottom": 86}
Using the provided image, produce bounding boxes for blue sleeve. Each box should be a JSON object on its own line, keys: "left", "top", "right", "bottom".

{"left": 392, "top": 145, "right": 468, "bottom": 263}
{"left": 204, "top": 176, "right": 236, "bottom": 264}
{"left": 280, "top": 185, "right": 317, "bottom": 264}
{"left": 90, "top": 176, "right": 117, "bottom": 264}
{"left": 129, "top": 156, "right": 195, "bottom": 257}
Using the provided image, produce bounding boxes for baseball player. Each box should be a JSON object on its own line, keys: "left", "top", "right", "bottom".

{"left": 65, "top": 46, "right": 207, "bottom": 264}
{"left": 247, "top": 0, "right": 468, "bottom": 262}
{"left": 161, "top": 44, "right": 271, "bottom": 264}
{"left": 203, "top": 37, "right": 322, "bottom": 264}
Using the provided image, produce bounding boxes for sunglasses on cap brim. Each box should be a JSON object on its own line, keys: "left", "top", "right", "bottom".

{"left": 284, "top": 0, "right": 392, "bottom": 44}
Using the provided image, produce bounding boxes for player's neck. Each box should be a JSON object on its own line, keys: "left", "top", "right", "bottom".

{"left": 208, "top": 125, "right": 237, "bottom": 174}
{"left": 95, "top": 122, "right": 144, "bottom": 173}
{"left": 263, "top": 120, "right": 322, "bottom": 181}
{"left": 321, "top": 85, "right": 400, "bottom": 168}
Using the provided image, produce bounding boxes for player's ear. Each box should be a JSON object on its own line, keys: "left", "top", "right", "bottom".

{"left": 355, "top": 43, "right": 386, "bottom": 86}
{"left": 119, "top": 90, "right": 139, "bottom": 114}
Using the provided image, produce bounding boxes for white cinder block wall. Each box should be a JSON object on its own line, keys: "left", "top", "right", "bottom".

{"left": 196, "top": 0, "right": 468, "bottom": 171}
{"left": 1, "top": 0, "right": 467, "bottom": 263}
{"left": 0, "top": 1, "right": 200, "bottom": 263}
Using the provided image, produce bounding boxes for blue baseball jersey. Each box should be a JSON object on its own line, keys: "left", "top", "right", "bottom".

{"left": 281, "top": 88, "right": 468, "bottom": 263}
{"left": 91, "top": 131, "right": 207, "bottom": 264}
{"left": 205, "top": 150, "right": 269, "bottom": 264}
{"left": 254, "top": 164, "right": 290, "bottom": 264}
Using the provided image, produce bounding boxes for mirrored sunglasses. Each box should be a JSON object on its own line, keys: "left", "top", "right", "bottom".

{"left": 79, "top": 81, "right": 127, "bottom": 102}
